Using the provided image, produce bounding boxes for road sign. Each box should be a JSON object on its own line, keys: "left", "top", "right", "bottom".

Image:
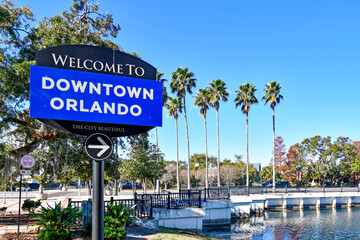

{"left": 31, "top": 45, "right": 161, "bottom": 137}
{"left": 31, "top": 45, "right": 162, "bottom": 240}
{"left": 20, "top": 170, "right": 31, "bottom": 175}
{"left": 30, "top": 66, "right": 163, "bottom": 127}
{"left": 20, "top": 155, "right": 35, "bottom": 168}
{"left": 84, "top": 133, "right": 113, "bottom": 161}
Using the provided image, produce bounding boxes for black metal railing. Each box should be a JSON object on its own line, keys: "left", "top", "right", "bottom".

{"left": 69, "top": 197, "right": 152, "bottom": 219}
{"left": 204, "top": 187, "right": 230, "bottom": 200}
{"left": 136, "top": 190, "right": 202, "bottom": 209}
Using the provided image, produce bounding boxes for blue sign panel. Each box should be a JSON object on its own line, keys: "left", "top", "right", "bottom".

{"left": 30, "top": 65, "right": 163, "bottom": 127}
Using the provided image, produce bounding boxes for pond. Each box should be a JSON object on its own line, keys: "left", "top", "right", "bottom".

{"left": 203, "top": 208, "right": 360, "bottom": 239}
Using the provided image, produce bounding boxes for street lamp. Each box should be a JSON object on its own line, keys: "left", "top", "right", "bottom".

{"left": 195, "top": 163, "right": 199, "bottom": 189}
{"left": 296, "top": 165, "right": 301, "bottom": 188}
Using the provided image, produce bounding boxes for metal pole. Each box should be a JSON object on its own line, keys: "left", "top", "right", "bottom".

{"left": 92, "top": 160, "right": 104, "bottom": 240}
{"left": 17, "top": 167, "right": 23, "bottom": 240}
{"left": 115, "top": 138, "right": 119, "bottom": 196}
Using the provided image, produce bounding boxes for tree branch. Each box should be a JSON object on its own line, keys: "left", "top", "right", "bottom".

{"left": 2, "top": 117, "right": 28, "bottom": 126}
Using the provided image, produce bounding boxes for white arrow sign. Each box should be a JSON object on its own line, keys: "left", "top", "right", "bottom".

{"left": 84, "top": 133, "right": 113, "bottom": 161}
{"left": 88, "top": 137, "right": 110, "bottom": 157}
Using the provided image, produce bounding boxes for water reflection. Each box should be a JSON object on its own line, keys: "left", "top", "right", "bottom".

{"left": 203, "top": 208, "right": 360, "bottom": 239}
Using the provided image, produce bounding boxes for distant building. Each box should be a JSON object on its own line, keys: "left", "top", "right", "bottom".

{"left": 252, "top": 163, "right": 261, "bottom": 172}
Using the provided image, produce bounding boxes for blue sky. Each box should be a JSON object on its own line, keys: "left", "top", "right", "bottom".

{"left": 17, "top": 0, "right": 360, "bottom": 167}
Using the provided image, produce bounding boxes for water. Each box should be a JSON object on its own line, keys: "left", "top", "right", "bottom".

{"left": 203, "top": 208, "right": 360, "bottom": 239}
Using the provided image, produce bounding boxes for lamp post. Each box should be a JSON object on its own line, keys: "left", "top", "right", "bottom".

{"left": 296, "top": 165, "right": 301, "bottom": 188}
{"left": 195, "top": 163, "right": 199, "bottom": 189}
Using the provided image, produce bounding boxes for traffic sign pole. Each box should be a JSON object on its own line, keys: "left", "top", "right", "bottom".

{"left": 18, "top": 155, "right": 35, "bottom": 239}
{"left": 92, "top": 160, "right": 104, "bottom": 240}
{"left": 84, "top": 133, "right": 112, "bottom": 240}
{"left": 17, "top": 166, "right": 22, "bottom": 239}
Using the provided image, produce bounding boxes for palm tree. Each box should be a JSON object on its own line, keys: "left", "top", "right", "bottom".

{"left": 170, "top": 67, "right": 196, "bottom": 189}
{"left": 165, "top": 97, "right": 182, "bottom": 191}
{"left": 154, "top": 71, "right": 168, "bottom": 193}
{"left": 262, "top": 81, "right": 283, "bottom": 192}
{"left": 235, "top": 83, "right": 258, "bottom": 192}
{"left": 209, "top": 79, "right": 229, "bottom": 187}
{"left": 157, "top": 71, "right": 169, "bottom": 104}
{"left": 194, "top": 88, "right": 211, "bottom": 188}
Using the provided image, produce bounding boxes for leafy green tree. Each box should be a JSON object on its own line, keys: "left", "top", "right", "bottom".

{"left": 325, "top": 137, "right": 356, "bottom": 184}
{"left": 165, "top": 97, "right": 182, "bottom": 190}
{"left": 104, "top": 149, "right": 122, "bottom": 192}
{"left": 298, "top": 136, "right": 332, "bottom": 184}
{"left": 170, "top": 67, "right": 196, "bottom": 189}
{"left": 262, "top": 81, "right": 283, "bottom": 191}
{"left": 234, "top": 155, "right": 246, "bottom": 185}
{"left": 122, "top": 132, "right": 166, "bottom": 194}
{"left": 298, "top": 136, "right": 357, "bottom": 185}
{"left": 194, "top": 88, "right": 211, "bottom": 188}
{"left": 351, "top": 141, "right": 360, "bottom": 181}
{"left": 189, "top": 153, "right": 217, "bottom": 170}
{"left": 209, "top": 79, "right": 229, "bottom": 187}
{"left": 0, "top": 0, "right": 121, "bottom": 184}
{"left": 260, "top": 166, "right": 272, "bottom": 181}
{"left": 235, "top": 83, "right": 258, "bottom": 188}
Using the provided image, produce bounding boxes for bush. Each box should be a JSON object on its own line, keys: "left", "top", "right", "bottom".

{"left": 81, "top": 203, "right": 135, "bottom": 240}
{"left": 103, "top": 203, "right": 135, "bottom": 240}
{"left": 30, "top": 201, "right": 81, "bottom": 240}
{"left": 106, "top": 202, "right": 134, "bottom": 226}
{"left": 37, "top": 226, "right": 73, "bottom": 240}
{"left": 22, "top": 199, "right": 41, "bottom": 213}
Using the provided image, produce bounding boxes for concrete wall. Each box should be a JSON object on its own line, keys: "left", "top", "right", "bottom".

{"left": 231, "top": 192, "right": 360, "bottom": 213}
{"left": 152, "top": 201, "right": 233, "bottom": 231}
{"left": 153, "top": 207, "right": 204, "bottom": 231}
{"left": 202, "top": 201, "right": 232, "bottom": 226}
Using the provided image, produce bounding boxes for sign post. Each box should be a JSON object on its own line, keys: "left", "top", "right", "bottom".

{"left": 84, "top": 133, "right": 113, "bottom": 239}
{"left": 30, "top": 45, "right": 162, "bottom": 240}
{"left": 18, "top": 155, "right": 35, "bottom": 239}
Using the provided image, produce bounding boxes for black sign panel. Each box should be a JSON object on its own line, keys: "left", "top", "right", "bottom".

{"left": 38, "top": 119, "right": 153, "bottom": 137}
{"left": 36, "top": 45, "right": 156, "bottom": 80}
{"left": 34, "top": 45, "right": 158, "bottom": 137}
{"left": 85, "top": 133, "right": 113, "bottom": 161}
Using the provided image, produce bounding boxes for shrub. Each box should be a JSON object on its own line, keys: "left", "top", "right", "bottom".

{"left": 22, "top": 199, "right": 41, "bottom": 214}
{"left": 81, "top": 202, "right": 135, "bottom": 240}
{"left": 106, "top": 202, "right": 134, "bottom": 227}
{"left": 104, "top": 216, "right": 127, "bottom": 240}
{"left": 0, "top": 206, "right": 7, "bottom": 217}
{"left": 30, "top": 201, "right": 81, "bottom": 240}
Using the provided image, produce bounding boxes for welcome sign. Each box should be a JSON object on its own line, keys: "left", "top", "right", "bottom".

{"left": 30, "top": 45, "right": 162, "bottom": 137}
{"left": 30, "top": 65, "right": 162, "bottom": 126}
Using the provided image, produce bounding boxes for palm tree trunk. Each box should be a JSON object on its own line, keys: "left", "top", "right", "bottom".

{"left": 183, "top": 96, "right": 191, "bottom": 189}
{"left": 216, "top": 109, "right": 221, "bottom": 187}
{"left": 204, "top": 115, "right": 209, "bottom": 189}
{"left": 155, "top": 127, "right": 159, "bottom": 193}
{"left": 272, "top": 107, "right": 276, "bottom": 193}
{"left": 175, "top": 117, "right": 180, "bottom": 191}
{"left": 246, "top": 113, "right": 249, "bottom": 191}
